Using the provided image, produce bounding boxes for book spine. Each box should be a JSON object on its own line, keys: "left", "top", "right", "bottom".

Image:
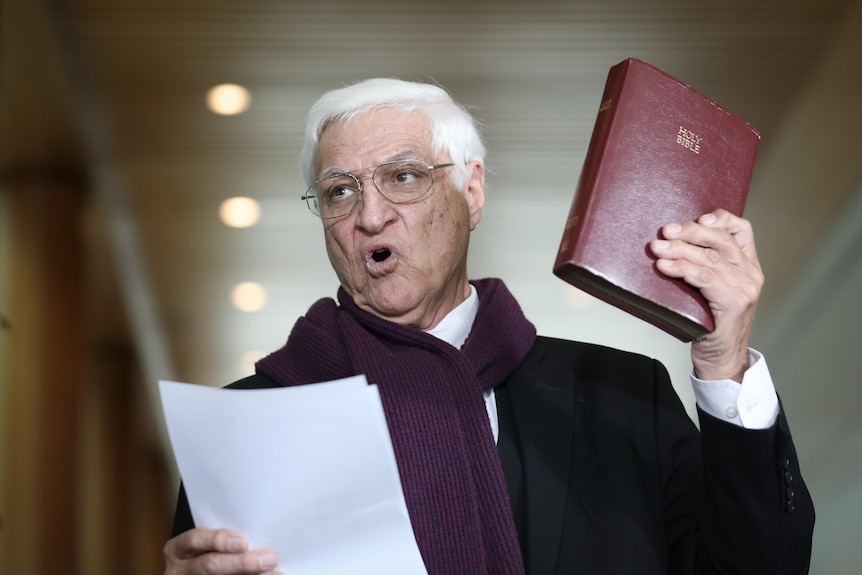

{"left": 555, "top": 60, "right": 631, "bottom": 267}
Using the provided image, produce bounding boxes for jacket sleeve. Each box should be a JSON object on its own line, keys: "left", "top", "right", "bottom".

{"left": 693, "top": 404, "right": 814, "bottom": 573}
{"left": 656, "top": 355, "right": 815, "bottom": 574}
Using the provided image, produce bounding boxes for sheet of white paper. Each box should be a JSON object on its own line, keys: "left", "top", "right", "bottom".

{"left": 159, "top": 376, "right": 427, "bottom": 575}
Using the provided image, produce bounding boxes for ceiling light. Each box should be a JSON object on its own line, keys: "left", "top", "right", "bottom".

{"left": 207, "top": 83, "right": 251, "bottom": 115}
{"left": 219, "top": 196, "right": 261, "bottom": 228}
{"left": 231, "top": 282, "right": 267, "bottom": 312}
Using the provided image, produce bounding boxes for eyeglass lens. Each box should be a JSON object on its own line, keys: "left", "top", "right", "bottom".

{"left": 308, "top": 160, "right": 434, "bottom": 218}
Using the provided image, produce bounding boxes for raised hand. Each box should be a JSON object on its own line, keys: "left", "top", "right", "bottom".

{"left": 650, "top": 209, "right": 764, "bottom": 382}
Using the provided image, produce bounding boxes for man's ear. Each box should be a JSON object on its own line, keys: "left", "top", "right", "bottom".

{"left": 464, "top": 161, "right": 485, "bottom": 231}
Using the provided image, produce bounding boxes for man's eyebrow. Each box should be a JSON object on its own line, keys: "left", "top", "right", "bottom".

{"left": 387, "top": 150, "right": 422, "bottom": 162}
{"left": 317, "top": 166, "right": 351, "bottom": 180}
{"left": 316, "top": 150, "right": 425, "bottom": 180}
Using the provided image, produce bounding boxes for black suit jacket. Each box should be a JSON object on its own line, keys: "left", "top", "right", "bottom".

{"left": 172, "top": 336, "right": 814, "bottom": 574}
{"left": 495, "top": 336, "right": 813, "bottom": 574}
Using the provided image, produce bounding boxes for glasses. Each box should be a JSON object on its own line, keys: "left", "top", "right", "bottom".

{"left": 301, "top": 159, "right": 455, "bottom": 219}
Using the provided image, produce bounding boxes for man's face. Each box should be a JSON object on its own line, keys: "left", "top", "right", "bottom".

{"left": 316, "top": 109, "right": 485, "bottom": 330}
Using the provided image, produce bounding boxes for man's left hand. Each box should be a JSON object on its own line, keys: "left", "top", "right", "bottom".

{"left": 649, "top": 209, "right": 764, "bottom": 383}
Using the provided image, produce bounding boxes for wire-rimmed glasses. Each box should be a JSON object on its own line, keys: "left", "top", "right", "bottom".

{"left": 301, "top": 159, "right": 455, "bottom": 219}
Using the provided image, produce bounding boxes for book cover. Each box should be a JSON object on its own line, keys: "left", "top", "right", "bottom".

{"left": 553, "top": 58, "right": 760, "bottom": 341}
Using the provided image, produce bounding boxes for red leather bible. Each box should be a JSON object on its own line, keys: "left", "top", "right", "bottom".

{"left": 553, "top": 58, "right": 760, "bottom": 341}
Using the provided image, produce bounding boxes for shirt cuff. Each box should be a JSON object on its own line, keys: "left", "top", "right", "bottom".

{"left": 691, "top": 348, "right": 779, "bottom": 429}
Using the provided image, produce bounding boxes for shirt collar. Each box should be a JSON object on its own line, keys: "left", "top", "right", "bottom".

{"left": 424, "top": 284, "right": 479, "bottom": 349}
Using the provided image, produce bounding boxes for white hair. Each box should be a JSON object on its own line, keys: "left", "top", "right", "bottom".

{"left": 300, "top": 78, "right": 486, "bottom": 191}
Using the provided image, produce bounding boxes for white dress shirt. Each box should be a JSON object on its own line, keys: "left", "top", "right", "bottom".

{"left": 425, "top": 285, "right": 780, "bottom": 443}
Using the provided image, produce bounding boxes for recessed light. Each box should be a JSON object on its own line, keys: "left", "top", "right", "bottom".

{"left": 219, "top": 196, "right": 261, "bottom": 228}
{"left": 207, "top": 83, "right": 251, "bottom": 115}
{"left": 231, "top": 282, "right": 267, "bottom": 312}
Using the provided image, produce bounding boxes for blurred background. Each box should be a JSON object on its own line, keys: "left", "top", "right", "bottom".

{"left": 1, "top": 0, "right": 860, "bottom": 573}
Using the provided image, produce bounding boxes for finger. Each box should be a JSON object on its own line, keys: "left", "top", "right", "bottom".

{"left": 165, "top": 529, "right": 248, "bottom": 560}
{"left": 698, "top": 208, "right": 743, "bottom": 231}
{"left": 651, "top": 236, "right": 722, "bottom": 273}
{"left": 689, "top": 210, "right": 760, "bottom": 264}
{"left": 650, "top": 234, "right": 730, "bottom": 291}
{"left": 659, "top": 219, "right": 737, "bottom": 255}
{"left": 703, "top": 208, "right": 758, "bottom": 251}
{"left": 657, "top": 224, "right": 761, "bottom": 284}
{"left": 653, "top": 251, "right": 719, "bottom": 289}
{"left": 184, "top": 550, "right": 280, "bottom": 575}
{"left": 652, "top": 237, "right": 761, "bottom": 296}
{"left": 653, "top": 249, "right": 762, "bottom": 332}
{"left": 164, "top": 529, "right": 283, "bottom": 575}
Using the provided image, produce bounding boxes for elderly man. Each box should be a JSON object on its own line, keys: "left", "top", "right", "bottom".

{"left": 164, "top": 78, "right": 814, "bottom": 575}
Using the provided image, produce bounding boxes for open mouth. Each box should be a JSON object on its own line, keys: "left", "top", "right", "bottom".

{"left": 371, "top": 248, "right": 392, "bottom": 263}
{"left": 365, "top": 246, "right": 397, "bottom": 276}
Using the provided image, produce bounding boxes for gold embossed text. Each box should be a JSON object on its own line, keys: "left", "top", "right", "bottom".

{"left": 677, "top": 126, "right": 702, "bottom": 154}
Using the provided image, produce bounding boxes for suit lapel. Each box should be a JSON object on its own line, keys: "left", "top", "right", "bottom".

{"left": 501, "top": 338, "right": 584, "bottom": 575}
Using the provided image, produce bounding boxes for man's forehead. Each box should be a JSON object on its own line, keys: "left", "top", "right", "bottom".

{"left": 321, "top": 108, "right": 430, "bottom": 139}
{"left": 316, "top": 110, "right": 434, "bottom": 169}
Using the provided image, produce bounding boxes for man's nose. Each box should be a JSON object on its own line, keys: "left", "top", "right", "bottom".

{"left": 354, "top": 176, "right": 395, "bottom": 229}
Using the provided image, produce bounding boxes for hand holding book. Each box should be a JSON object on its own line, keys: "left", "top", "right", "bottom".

{"left": 650, "top": 209, "right": 764, "bottom": 382}
{"left": 554, "top": 58, "right": 761, "bottom": 343}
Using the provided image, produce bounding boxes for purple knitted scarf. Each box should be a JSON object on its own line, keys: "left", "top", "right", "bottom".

{"left": 256, "top": 277, "right": 535, "bottom": 574}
